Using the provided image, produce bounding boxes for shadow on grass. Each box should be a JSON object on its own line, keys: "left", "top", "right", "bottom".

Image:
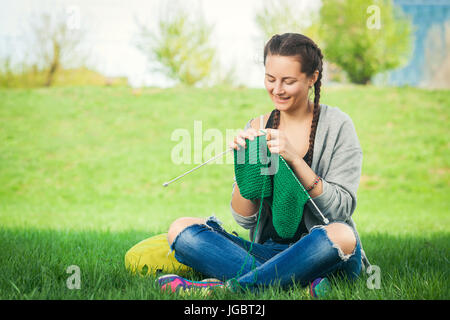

{"left": 0, "top": 227, "right": 448, "bottom": 299}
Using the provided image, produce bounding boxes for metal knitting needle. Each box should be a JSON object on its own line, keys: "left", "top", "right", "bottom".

{"left": 162, "top": 129, "right": 266, "bottom": 187}
{"left": 162, "top": 147, "right": 234, "bottom": 187}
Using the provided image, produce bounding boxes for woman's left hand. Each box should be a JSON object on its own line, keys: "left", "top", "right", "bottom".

{"left": 264, "top": 128, "right": 303, "bottom": 165}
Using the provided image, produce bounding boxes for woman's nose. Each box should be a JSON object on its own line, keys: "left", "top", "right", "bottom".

{"left": 272, "top": 82, "right": 285, "bottom": 95}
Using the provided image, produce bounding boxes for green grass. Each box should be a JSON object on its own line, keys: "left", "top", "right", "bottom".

{"left": 0, "top": 85, "right": 449, "bottom": 299}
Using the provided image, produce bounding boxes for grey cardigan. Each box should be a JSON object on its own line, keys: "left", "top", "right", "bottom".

{"left": 230, "top": 104, "right": 370, "bottom": 269}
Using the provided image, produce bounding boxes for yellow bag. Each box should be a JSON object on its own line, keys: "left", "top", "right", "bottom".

{"left": 125, "top": 233, "right": 192, "bottom": 276}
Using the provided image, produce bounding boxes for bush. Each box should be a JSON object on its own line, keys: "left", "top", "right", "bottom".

{"left": 318, "top": 0, "right": 414, "bottom": 84}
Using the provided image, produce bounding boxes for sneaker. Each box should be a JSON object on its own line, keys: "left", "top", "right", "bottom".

{"left": 157, "top": 274, "right": 224, "bottom": 294}
{"left": 310, "top": 277, "right": 331, "bottom": 298}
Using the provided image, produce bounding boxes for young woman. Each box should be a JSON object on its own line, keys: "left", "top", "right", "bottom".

{"left": 157, "top": 33, "right": 370, "bottom": 296}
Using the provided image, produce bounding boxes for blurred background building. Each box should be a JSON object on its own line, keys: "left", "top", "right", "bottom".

{"left": 383, "top": 0, "right": 450, "bottom": 88}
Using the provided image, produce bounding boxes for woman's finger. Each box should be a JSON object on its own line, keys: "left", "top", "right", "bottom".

{"left": 242, "top": 131, "right": 255, "bottom": 141}
{"left": 265, "top": 128, "right": 272, "bottom": 141}
{"left": 266, "top": 129, "right": 279, "bottom": 142}
{"left": 232, "top": 128, "right": 264, "bottom": 150}
{"left": 236, "top": 136, "right": 247, "bottom": 148}
{"left": 267, "top": 139, "right": 279, "bottom": 147}
{"left": 269, "top": 147, "right": 280, "bottom": 154}
{"left": 240, "top": 129, "right": 257, "bottom": 141}
{"left": 246, "top": 130, "right": 256, "bottom": 140}
{"left": 249, "top": 128, "right": 263, "bottom": 137}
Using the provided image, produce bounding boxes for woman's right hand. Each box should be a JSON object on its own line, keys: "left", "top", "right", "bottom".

{"left": 229, "top": 128, "right": 265, "bottom": 150}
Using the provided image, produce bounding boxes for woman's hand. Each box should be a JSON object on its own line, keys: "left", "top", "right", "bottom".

{"left": 264, "top": 128, "right": 303, "bottom": 165}
{"left": 229, "top": 128, "right": 264, "bottom": 150}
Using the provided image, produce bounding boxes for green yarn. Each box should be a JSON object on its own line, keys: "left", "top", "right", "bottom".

{"left": 234, "top": 132, "right": 310, "bottom": 239}
{"left": 228, "top": 168, "right": 267, "bottom": 289}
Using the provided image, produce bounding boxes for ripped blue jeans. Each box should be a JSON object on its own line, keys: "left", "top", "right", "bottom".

{"left": 170, "top": 216, "right": 362, "bottom": 290}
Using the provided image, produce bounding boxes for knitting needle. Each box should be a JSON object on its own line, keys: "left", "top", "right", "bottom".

{"left": 162, "top": 148, "right": 233, "bottom": 187}
{"left": 307, "top": 198, "right": 329, "bottom": 225}
{"left": 163, "top": 129, "right": 268, "bottom": 187}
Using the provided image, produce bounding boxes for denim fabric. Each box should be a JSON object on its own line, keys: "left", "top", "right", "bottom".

{"left": 170, "top": 216, "right": 362, "bottom": 290}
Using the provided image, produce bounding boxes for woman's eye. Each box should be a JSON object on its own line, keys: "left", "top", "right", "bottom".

{"left": 266, "top": 78, "right": 295, "bottom": 85}
{"left": 266, "top": 78, "right": 296, "bottom": 85}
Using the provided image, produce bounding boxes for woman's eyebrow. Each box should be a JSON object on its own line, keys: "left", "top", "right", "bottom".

{"left": 265, "top": 73, "right": 297, "bottom": 80}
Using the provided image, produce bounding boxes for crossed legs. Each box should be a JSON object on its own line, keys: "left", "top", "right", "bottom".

{"left": 168, "top": 217, "right": 356, "bottom": 256}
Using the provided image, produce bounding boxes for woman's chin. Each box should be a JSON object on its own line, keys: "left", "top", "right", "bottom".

{"left": 274, "top": 103, "right": 291, "bottom": 110}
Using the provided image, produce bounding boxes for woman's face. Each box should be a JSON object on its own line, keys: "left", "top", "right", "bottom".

{"left": 264, "top": 54, "right": 312, "bottom": 111}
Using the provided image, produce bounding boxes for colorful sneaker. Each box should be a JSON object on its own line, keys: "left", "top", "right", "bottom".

{"left": 157, "top": 274, "right": 224, "bottom": 294}
{"left": 310, "top": 277, "right": 331, "bottom": 298}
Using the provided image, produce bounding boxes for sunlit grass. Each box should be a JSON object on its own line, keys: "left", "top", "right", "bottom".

{"left": 0, "top": 85, "right": 448, "bottom": 299}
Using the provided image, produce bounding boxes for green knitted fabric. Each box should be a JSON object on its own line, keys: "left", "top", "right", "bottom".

{"left": 234, "top": 135, "right": 272, "bottom": 200}
{"left": 234, "top": 133, "right": 310, "bottom": 239}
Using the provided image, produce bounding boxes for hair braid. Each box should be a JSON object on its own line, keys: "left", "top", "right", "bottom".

{"left": 305, "top": 46, "right": 323, "bottom": 167}
{"left": 304, "top": 77, "right": 321, "bottom": 167}
{"left": 272, "top": 109, "right": 281, "bottom": 130}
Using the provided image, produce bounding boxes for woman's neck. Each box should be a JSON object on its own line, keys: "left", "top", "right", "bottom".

{"left": 279, "top": 99, "right": 314, "bottom": 129}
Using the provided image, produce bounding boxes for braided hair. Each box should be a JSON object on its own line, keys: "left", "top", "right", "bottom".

{"left": 263, "top": 33, "right": 324, "bottom": 168}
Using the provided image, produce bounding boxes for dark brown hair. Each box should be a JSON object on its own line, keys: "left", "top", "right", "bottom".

{"left": 263, "top": 33, "right": 324, "bottom": 168}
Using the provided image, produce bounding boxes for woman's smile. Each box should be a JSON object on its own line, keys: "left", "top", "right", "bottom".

{"left": 274, "top": 95, "right": 291, "bottom": 103}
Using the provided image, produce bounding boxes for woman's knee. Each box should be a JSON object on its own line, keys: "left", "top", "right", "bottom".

{"left": 167, "top": 217, "right": 206, "bottom": 246}
{"left": 323, "top": 222, "right": 357, "bottom": 256}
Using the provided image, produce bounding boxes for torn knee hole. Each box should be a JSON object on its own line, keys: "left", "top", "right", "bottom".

{"left": 323, "top": 223, "right": 357, "bottom": 259}
{"left": 168, "top": 223, "right": 200, "bottom": 253}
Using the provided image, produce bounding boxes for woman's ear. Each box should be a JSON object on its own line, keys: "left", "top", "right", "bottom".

{"left": 311, "top": 70, "right": 319, "bottom": 87}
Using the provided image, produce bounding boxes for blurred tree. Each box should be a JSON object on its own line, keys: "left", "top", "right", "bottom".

{"left": 255, "top": 0, "right": 321, "bottom": 44}
{"left": 30, "top": 11, "right": 87, "bottom": 86}
{"left": 319, "top": 0, "right": 413, "bottom": 84}
{"left": 136, "top": 4, "right": 216, "bottom": 87}
{"left": 207, "top": 57, "right": 241, "bottom": 88}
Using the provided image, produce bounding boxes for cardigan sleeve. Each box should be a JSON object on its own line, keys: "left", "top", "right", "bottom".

{"left": 310, "top": 116, "right": 363, "bottom": 222}
{"left": 230, "top": 118, "right": 259, "bottom": 229}
{"left": 230, "top": 177, "right": 259, "bottom": 229}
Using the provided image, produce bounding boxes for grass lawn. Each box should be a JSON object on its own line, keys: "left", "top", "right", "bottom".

{"left": 0, "top": 85, "right": 449, "bottom": 300}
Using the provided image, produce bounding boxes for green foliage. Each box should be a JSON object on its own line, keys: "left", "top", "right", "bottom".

{"left": 0, "top": 57, "right": 46, "bottom": 88}
{"left": 318, "top": 0, "right": 414, "bottom": 84}
{"left": 255, "top": 0, "right": 320, "bottom": 42}
{"left": 136, "top": 5, "right": 216, "bottom": 87}
{"left": 0, "top": 61, "right": 125, "bottom": 88}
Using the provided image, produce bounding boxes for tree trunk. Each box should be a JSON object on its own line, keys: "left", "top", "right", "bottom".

{"left": 45, "top": 41, "right": 61, "bottom": 87}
